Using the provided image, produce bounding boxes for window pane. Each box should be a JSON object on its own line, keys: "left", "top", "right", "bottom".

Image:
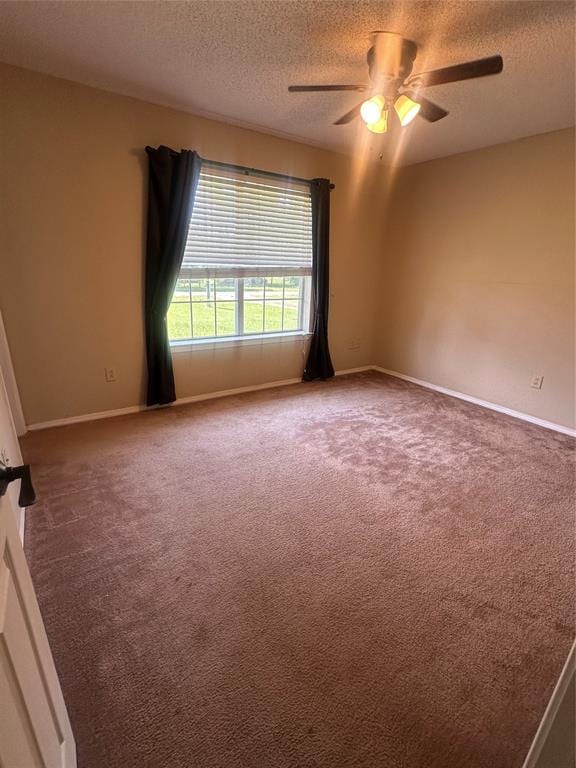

{"left": 283, "top": 276, "right": 302, "bottom": 300}
{"left": 173, "top": 279, "right": 190, "bottom": 302}
{"left": 264, "top": 294, "right": 283, "bottom": 332}
{"left": 168, "top": 302, "right": 191, "bottom": 340}
{"left": 191, "top": 279, "right": 212, "bottom": 302}
{"left": 216, "top": 301, "right": 236, "bottom": 336}
{"left": 215, "top": 278, "right": 236, "bottom": 301}
{"left": 265, "top": 276, "right": 284, "bottom": 299}
{"left": 171, "top": 272, "right": 309, "bottom": 342}
{"left": 283, "top": 300, "right": 300, "bottom": 331}
{"left": 244, "top": 301, "right": 264, "bottom": 334}
{"left": 192, "top": 302, "right": 216, "bottom": 337}
{"left": 245, "top": 277, "right": 264, "bottom": 300}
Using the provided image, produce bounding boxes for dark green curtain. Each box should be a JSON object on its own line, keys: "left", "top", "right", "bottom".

{"left": 145, "top": 146, "right": 202, "bottom": 406}
{"left": 303, "top": 178, "right": 335, "bottom": 381}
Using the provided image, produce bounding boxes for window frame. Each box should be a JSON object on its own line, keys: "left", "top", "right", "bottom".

{"left": 168, "top": 274, "right": 313, "bottom": 347}
{"left": 168, "top": 167, "right": 314, "bottom": 347}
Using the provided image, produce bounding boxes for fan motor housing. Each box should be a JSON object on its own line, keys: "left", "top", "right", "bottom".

{"left": 367, "top": 31, "right": 418, "bottom": 90}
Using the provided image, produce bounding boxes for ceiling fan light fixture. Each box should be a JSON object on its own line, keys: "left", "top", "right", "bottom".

{"left": 394, "top": 94, "right": 420, "bottom": 126}
{"left": 367, "top": 109, "right": 388, "bottom": 134}
{"left": 360, "top": 95, "right": 385, "bottom": 124}
{"left": 289, "top": 39, "right": 503, "bottom": 132}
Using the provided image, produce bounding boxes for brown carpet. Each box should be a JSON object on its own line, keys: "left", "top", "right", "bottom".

{"left": 23, "top": 371, "right": 574, "bottom": 768}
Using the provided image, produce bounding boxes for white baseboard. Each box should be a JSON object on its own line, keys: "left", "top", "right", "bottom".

{"left": 334, "top": 366, "right": 372, "bottom": 376}
{"left": 168, "top": 376, "right": 303, "bottom": 408}
{"left": 26, "top": 368, "right": 371, "bottom": 431}
{"left": 373, "top": 366, "right": 576, "bottom": 438}
{"left": 27, "top": 376, "right": 301, "bottom": 431}
{"left": 27, "top": 403, "right": 145, "bottom": 431}
{"left": 521, "top": 641, "right": 575, "bottom": 768}
{"left": 25, "top": 365, "right": 575, "bottom": 437}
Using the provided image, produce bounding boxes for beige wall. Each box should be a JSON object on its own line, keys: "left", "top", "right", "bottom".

{"left": 1, "top": 63, "right": 574, "bottom": 430}
{"left": 0, "top": 64, "right": 388, "bottom": 425}
{"left": 374, "top": 128, "right": 575, "bottom": 429}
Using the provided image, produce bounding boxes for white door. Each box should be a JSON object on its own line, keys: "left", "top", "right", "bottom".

{"left": 0, "top": 366, "right": 76, "bottom": 767}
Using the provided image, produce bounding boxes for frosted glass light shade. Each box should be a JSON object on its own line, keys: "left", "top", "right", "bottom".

{"left": 394, "top": 94, "right": 420, "bottom": 126}
{"left": 360, "top": 95, "right": 385, "bottom": 124}
{"left": 367, "top": 110, "right": 388, "bottom": 134}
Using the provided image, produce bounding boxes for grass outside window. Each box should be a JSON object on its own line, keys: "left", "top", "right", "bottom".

{"left": 168, "top": 276, "right": 308, "bottom": 342}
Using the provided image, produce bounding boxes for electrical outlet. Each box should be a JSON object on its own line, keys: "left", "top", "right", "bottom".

{"left": 104, "top": 367, "right": 117, "bottom": 383}
{"left": 530, "top": 375, "right": 544, "bottom": 390}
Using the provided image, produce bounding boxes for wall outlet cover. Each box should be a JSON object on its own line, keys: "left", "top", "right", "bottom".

{"left": 530, "top": 375, "right": 544, "bottom": 390}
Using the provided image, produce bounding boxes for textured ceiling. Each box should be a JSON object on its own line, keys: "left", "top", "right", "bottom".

{"left": 0, "top": 0, "right": 574, "bottom": 166}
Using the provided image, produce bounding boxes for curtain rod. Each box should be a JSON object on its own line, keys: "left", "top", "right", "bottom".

{"left": 200, "top": 157, "right": 335, "bottom": 190}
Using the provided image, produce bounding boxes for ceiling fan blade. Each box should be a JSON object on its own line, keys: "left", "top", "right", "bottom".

{"left": 288, "top": 84, "right": 367, "bottom": 92}
{"left": 408, "top": 55, "right": 503, "bottom": 88}
{"left": 405, "top": 92, "right": 449, "bottom": 122}
{"left": 333, "top": 101, "right": 365, "bottom": 125}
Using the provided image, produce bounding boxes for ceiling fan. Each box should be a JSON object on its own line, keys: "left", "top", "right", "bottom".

{"left": 288, "top": 31, "right": 503, "bottom": 134}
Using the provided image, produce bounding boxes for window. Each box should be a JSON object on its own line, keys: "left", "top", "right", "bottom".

{"left": 168, "top": 166, "right": 313, "bottom": 344}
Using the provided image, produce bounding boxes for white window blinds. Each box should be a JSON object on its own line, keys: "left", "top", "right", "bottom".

{"left": 180, "top": 169, "right": 313, "bottom": 278}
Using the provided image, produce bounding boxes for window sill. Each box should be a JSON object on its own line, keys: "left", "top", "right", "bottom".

{"left": 171, "top": 331, "right": 312, "bottom": 353}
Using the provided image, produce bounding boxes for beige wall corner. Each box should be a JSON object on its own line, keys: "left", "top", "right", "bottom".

{"left": 374, "top": 128, "right": 576, "bottom": 429}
